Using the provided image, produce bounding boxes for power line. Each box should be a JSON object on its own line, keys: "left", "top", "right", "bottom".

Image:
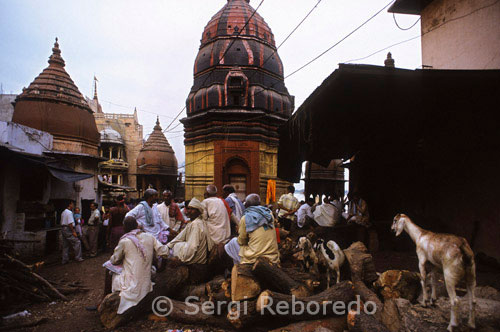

{"left": 162, "top": 0, "right": 266, "bottom": 134}
{"left": 392, "top": 12, "right": 420, "bottom": 31}
{"left": 345, "top": 0, "right": 500, "bottom": 64}
{"left": 285, "top": 0, "right": 396, "bottom": 79}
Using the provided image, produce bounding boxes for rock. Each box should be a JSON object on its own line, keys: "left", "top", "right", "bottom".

{"left": 394, "top": 296, "right": 500, "bottom": 331}
{"left": 476, "top": 286, "right": 500, "bottom": 301}
{"left": 373, "top": 270, "right": 421, "bottom": 303}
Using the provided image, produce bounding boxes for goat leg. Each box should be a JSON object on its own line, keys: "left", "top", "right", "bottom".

{"left": 418, "top": 256, "right": 429, "bottom": 307}
{"left": 430, "top": 269, "right": 437, "bottom": 305}
{"left": 444, "top": 276, "right": 459, "bottom": 332}
{"left": 335, "top": 266, "right": 341, "bottom": 284}
{"left": 466, "top": 279, "right": 476, "bottom": 329}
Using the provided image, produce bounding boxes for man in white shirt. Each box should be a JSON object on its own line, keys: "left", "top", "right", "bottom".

{"left": 157, "top": 190, "right": 185, "bottom": 232}
{"left": 167, "top": 198, "right": 213, "bottom": 265}
{"left": 313, "top": 197, "right": 336, "bottom": 227}
{"left": 87, "top": 202, "right": 101, "bottom": 257}
{"left": 202, "top": 185, "right": 231, "bottom": 245}
{"left": 109, "top": 216, "right": 170, "bottom": 314}
{"left": 61, "top": 201, "right": 83, "bottom": 264}
{"left": 297, "top": 197, "right": 315, "bottom": 228}
{"left": 125, "top": 189, "right": 174, "bottom": 242}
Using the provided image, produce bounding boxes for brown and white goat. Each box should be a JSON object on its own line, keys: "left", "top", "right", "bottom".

{"left": 392, "top": 213, "right": 476, "bottom": 332}
{"left": 297, "top": 237, "right": 319, "bottom": 276}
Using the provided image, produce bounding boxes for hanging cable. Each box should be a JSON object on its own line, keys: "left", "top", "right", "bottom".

{"left": 393, "top": 12, "right": 420, "bottom": 30}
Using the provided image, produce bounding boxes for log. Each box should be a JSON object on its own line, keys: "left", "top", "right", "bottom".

{"left": 268, "top": 317, "right": 347, "bottom": 332}
{"left": 206, "top": 275, "right": 231, "bottom": 299}
{"left": 252, "top": 257, "right": 311, "bottom": 298}
{"left": 256, "top": 281, "right": 355, "bottom": 323}
{"left": 343, "top": 242, "right": 378, "bottom": 285}
{"left": 373, "top": 270, "right": 421, "bottom": 303}
{"left": 175, "top": 283, "right": 207, "bottom": 301}
{"left": 231, "top": 264, "right": 261, "bottom": 301}
{"left": 164, "top": 298, "right": 234, "bottom": 329}
{"left": 5, "top": 254, "right": 68, "bottom": 301}
{"left": 352, "top": 280, "right": 383, "bottom": 320}
{"left": 347, "top": 310, "right": 389, "bottom": 332}
{"left": 227, "top": 300, "right": 266, "bottom": 329}
{"left": 282, "top": 267, "right": 321, "bottom": 291}
{"left": 98, "top": 265, "right": 189, "bottom": 329}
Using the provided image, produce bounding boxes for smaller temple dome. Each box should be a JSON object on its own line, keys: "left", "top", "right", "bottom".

{"left": 137, "top": 117, "right": 178, "bottom": 176}
{"left": 100, "top": 126, "right": 124, "bottom": 145}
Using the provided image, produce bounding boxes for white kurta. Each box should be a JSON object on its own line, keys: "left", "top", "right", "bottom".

{"left": 202, "top": 197, "right": 231, "bottom": 244}
{"left": 313, "top": 203, "right": 335, "bottom": 227}
{"left": 156, "top": 202, "right": 172, "bottom": 228}
{"left": 110, "top": 232, "right": 169, "bottom": 314}
{"left": 125, "top": 203, "right": 168, "bottom": 239}
{"left": 167, "top": 217, "right": 213, "bottom": 264}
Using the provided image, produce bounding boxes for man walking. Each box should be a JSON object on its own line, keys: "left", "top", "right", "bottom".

{"left": 87, "top": 202, "right": 101, "bottom": 257}
{"left": 61, "top": 201, "right": 83, "bottom": 264}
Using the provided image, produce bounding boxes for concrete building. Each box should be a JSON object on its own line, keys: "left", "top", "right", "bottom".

{"left": 0, "top": 94, "right": 16, "bottom": 122}
{"left": 389, "top": 0, "right": 500, "bottom": 69}
{"left": 181, "top": 0, "right": 294, "bottom": 201}
{"left": 0, "top": 120, "right": 94, "bottom": 256}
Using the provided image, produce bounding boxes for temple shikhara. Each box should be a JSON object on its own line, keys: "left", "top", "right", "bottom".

{"left": 181, "top": 0, "right": 294, "bottom": 201}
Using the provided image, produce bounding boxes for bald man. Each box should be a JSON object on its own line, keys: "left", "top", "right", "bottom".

{"left": 201, "top": 185, "right": 231, "bottom": 244}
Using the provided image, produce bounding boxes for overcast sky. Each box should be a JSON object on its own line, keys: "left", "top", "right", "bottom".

{"left": 0, "top": 0, "right": 422, "bottom": 168}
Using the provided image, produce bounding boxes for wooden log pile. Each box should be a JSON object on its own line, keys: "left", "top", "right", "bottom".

{"left": 0, "top": 252, "right": 74, "bottom": 314}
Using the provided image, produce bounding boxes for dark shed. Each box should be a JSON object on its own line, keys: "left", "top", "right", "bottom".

{"left": 278, "top": 64, "right": 500, "bottom": 259}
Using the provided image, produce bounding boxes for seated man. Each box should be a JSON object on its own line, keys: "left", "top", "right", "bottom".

{"left": 225, "top": 193, "right": 279, "bottom": 265}
{"left": 166, "top": 198, "right": 213, "bottom": 265}
{"left": 157, "top": 190, "right": 185, "bottom": 232}
{"left": 297, "top": 197, "right": 315, "bottom": 229}
{"left": 342, "top": 192, "right": 370, "bottom": 227}
{"left": 125, "top": 188, "right": 174, "bottom": 243}
{"left": 313, "top": 197, "right": 336, "bottom": 227}
{"left": 107, "top": 216, "right": 170, "bottom": 314}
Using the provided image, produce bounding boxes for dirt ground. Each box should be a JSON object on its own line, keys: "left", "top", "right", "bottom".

{"left": 3, "top": 249, "right": 500, "bottom": 332}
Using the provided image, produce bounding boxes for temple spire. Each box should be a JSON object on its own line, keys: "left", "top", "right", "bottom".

{"left": 154, "top": 116, "right": 162, "bottom": 130}
{"left": 48, "top": 37, "right": 65, "bottom": 67}
{"left": 93, "top": 75, "right": 99, "bottom": 100}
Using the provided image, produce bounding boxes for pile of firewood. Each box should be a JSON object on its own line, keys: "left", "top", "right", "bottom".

{"left": 0, "top": 243, "right": 87, "bottom": 316}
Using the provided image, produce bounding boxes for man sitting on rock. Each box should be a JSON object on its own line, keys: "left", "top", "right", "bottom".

{"left": 224, "top": 193, "right": 279, "bottom": 265}
{"left": 166, "top": 198, "right": 213, "bottom": 265}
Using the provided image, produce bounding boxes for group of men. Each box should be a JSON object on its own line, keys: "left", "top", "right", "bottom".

{"left": 105, "top": 184, "right": 281, "bottom": 314}
{"left": 60, "top": 201, "right": 101, "bottom": 264}
{"left": 279, "top": 186, "right": 370, "bottom": 230}
{"left": 84, "top": 184, "right": 369, "bottom": 315}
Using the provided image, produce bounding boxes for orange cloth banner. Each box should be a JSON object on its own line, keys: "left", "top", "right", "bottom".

{"left": 266, "top": 179, "right": 276, "bottom": 205}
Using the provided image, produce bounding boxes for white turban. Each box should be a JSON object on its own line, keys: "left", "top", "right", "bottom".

{"left": 188, "top": 197, "right": 204, "bottom": 214}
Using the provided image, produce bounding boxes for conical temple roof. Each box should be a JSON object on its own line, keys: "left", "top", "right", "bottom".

{"left": 137, "top": 117, "right": 178, "bottom": 176}
{"left": 12, "top": 38, "right": 100, "bottom": 154}
{"left": 15, "top": 38, "right": 91, "bottom": 110}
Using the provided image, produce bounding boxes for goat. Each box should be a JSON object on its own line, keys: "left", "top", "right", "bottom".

{"left": 392, "top": 213, "right": 476, "bottom": 332}
{"left": 297, "top": 237, "right": 319, "bottom": 276}
{"left": 315, "top": 239, "right": 345, "bottom": 289}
